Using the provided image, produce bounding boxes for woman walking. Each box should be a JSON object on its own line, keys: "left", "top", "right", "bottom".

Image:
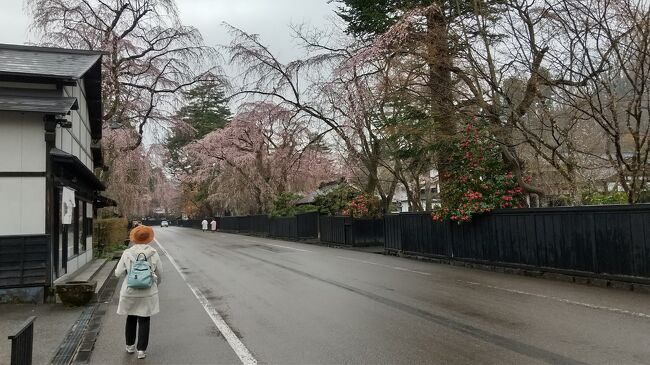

{"left": 114, "top": 225, "right": 163, "bottom": 359}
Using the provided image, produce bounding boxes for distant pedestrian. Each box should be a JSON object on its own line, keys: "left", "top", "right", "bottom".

{"left": 210, "top": 218, "right": 217, "bottom": 233}
{"left": 114, "top": 225, "right": 163, "bottom": 360}
{"left": 201, "top": 219, "right": 208, "bottom": 232}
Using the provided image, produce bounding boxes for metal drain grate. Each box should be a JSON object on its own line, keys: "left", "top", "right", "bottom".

{"left": 49, "top": 305, "right": 95, "bottom": 365}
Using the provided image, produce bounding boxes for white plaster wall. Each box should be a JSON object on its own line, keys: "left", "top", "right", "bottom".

{"left": 0, "top": 112, "right": 45, "bottom": 172}
{"left": 0, "top": 177, "right": 46, "bottom": 235}
{"left": 66, "top": 248, "right": 93, "bottom": 276}
{"left": 59, "top": 82, "right": 93, "bottom": 171}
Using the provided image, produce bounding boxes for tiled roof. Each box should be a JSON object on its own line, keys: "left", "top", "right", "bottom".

{"left": 0, "top": 44, "right": 102, "bottom": 80}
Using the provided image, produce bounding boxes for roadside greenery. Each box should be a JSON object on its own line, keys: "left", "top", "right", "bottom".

{"left": 583, "top": 192, "right": 628, "bottom": 205}
{"left": 270, "top": 192, "right": 317, "bottom": 217}
{"left": 313, "top": 185, "right": 360, "bottom": 216}
{"left": 341, "top": 194, "right": 383, "bottom": 219}
{"left": 93, "top": 217, "right": 128, "bottom": 258}
{"left": 432, "top": 120, "right": 525, "bottom": 223}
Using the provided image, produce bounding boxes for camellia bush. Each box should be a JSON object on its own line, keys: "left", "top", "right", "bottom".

{"left": 342, "top": 194, "right": 383, "bottom": 219}
{"left": 432, "top": 119, "right": 525, "bottom": 223}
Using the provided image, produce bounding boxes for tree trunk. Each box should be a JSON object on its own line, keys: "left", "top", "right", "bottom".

{"left": 426, "top": 6, "right": 456, "bottom": 205}
{"left": 365, "top": 158, "right": 380, "bottom": 195}
{"left": 425, "top": 176, "right": 432, "bottom": 211}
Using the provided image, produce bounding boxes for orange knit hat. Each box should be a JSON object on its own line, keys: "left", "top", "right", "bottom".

{"left": 129, "top": 225, "right": 154, "bottom": 244}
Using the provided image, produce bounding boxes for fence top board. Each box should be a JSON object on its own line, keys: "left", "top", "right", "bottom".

{"left": 8, "top": 316, "right": 36, "bottom": 340}
{"left": 386, "top": 204, "right": 650, "bottom": 216}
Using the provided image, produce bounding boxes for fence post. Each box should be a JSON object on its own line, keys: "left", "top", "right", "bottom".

{"left": 8, "top": 316, "right": 35, "bottom": 365}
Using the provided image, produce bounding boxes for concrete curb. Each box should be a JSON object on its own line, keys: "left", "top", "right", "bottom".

{"left": 218, "top": 230, "right": 382, "bottom": 251}
{"left": 386, "top": 250, "right": 650, "bottom": 294}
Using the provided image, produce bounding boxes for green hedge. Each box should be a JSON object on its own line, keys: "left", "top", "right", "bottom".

{"left": 93, "top": 217, "right": 128, "bottom": 257}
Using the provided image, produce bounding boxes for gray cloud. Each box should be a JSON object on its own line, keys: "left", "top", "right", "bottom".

{"left": 0, "top": 1, "right": 33, "bottom": 44}
{"left": 177, "top": 0, "right": 338, "bottom": 61}
{"left": 3, "top": 0, "right": 338, "bottom": 61}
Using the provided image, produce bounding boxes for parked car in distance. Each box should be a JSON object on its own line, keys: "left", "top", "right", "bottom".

{"left": 161, "top": 220, "right": 169, "bottom": 227}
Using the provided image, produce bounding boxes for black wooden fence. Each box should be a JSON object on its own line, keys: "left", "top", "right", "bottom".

{"left": 0, "top": 235, "right": 49, "bottom": 289}
{"left": 319, "top": 216, "right": 349, "bottom": 244}
{"left": 269, "top": 217, "right": 298, "bottom": 238}
{"left": 8, "top": 316, "right": 35, "bottom": 365}
{"left": 319, "top": 216, "right": 384, "bottom": 247}
{"left": 214, "top": 212, "right": 319, "bottom": 240}
{"left": 385, "top": 205, "right": 650, "bottom": 279}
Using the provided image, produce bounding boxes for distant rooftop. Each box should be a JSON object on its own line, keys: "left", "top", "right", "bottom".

{"left": 0, "top": 43, "right": 103, "bottom": 81}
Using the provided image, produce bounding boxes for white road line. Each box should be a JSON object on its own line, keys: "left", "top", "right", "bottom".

{"left": 154, "top": 238, "right": 258, "bottom": 365}
{"left": 336, "top": 256, "right": 432, "bottom": 276}
{"left": 241, "top": 238, "right": 312, "bottom": 252}
{"left": 458, "top": 280, "right": 650, "bottom": 319}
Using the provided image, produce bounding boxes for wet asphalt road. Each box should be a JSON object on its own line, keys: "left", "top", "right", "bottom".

{"left": 90, "top": 226, "right": 650, "bottom": 364}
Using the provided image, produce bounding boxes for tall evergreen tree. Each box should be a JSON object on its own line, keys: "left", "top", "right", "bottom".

{"left": 166, "top": 81, "right": 231, "bottom": 173}
{"left": 336, "top": 0, "right": 508, "bottom": 204}
{"left": 336, "top": 0, "right": 432, "bottom": 39}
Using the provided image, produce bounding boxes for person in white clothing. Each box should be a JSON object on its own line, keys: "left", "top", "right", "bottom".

{"left": 210, "top": 218, "right": 217, "bottom": 233}
{"left": 114, "top": 225, "right": 162, "bottom": 360}
{"left": 201, "top": 219, "right": 208, "bottom": 232}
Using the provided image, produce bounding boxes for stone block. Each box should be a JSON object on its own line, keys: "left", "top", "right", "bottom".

{"left": 608, "top": 280, "right": 633, "bottom": 291}
{"left": 56, "top": 281, "right": 97, "bottom": 306}
{"left": 573, "top": 276, "right": 590, "bottom": 285}
{"left": 589, "top": 278, "right": 609, "bottom": 288}
{"left": 542, "top": 272, "right": 574, "bottom": 282}
{"left": 632, "top": 284, "right": 650, "bottom": 294}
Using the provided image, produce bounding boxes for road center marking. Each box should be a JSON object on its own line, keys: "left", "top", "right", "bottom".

{"left": 336, "top": 256, "right": 432, "bottom": 276}
{"left": 241, "top": 238, "right": 312, "bottom": 252}
{"left": 155, "top": 238, "right": 258, "bottom": 365}
{"left": 458, "top": 280, "right": 650, "bottom": 319}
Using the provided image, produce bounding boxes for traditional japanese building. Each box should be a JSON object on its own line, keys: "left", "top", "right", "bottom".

{"left": 0, "top": 44, "right": 110, "bottom": 302}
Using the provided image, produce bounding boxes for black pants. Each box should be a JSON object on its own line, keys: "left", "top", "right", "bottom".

{"left": 125, "top": 315, "right": 150, "bottom": 351}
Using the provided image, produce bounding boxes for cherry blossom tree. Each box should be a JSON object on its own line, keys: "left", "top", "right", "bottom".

{"left": 227, "top": 25, "right": 420, "bottom": 210}
{"left": 28, "top": 0, "right": 218, "bottom": 217}
{"left": 28, "top": 0, "right": 218, "bottom": 149}
{"left": 183, "top": 102, "right": 334, "bottom": 215}
{"left": 101, "top": 129, "right": 152, "bottom": 217}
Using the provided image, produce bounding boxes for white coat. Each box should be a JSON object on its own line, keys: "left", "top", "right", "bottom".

{"left": 114, "top": 244, "right": 163, "bottom": 317}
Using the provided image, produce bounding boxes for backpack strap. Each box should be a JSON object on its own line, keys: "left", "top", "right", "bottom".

{"left": 136, "top": 252, "right": 148, "bottom": 261}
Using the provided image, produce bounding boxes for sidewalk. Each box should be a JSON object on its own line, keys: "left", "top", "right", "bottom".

{"left": 88, "top": 245, "right": 240, "bottom": 364}
{"left": 1, "top": 303, "right": 84, "bottom": 365}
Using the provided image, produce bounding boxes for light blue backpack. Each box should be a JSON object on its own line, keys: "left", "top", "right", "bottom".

{"left": 127, "top": 253, "right": 154, "bottom": 289}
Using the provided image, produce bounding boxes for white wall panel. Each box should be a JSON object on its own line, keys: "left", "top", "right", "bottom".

{"left": 0, "top": 177, "right": 45, "bottom": 235}
{"left": 61, "top": 82, "right": 93, "bottom": 170}
{"left": 0, "top": 114, "right": 23, "bottom": 171}
{"left": 0, "top": 112, "right": 45, "bottom": 172}
{"left": 61, "top": 127, "right": 72, "bottom": 154}
{"left": 55, "top": 124, "right": 62, "bottom": 149}
{"left": 21, "top": 115, "right": 46, "bottom": 171}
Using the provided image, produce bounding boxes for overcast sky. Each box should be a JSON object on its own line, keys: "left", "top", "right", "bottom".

{"left": 0, "top": 0, "right": 339, "bottom": 62}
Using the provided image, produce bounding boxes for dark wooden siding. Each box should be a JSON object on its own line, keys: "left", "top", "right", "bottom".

{"left": 0, "top": 235, "right": 50, "bottom": 288}
{"left": 296, "top": 212, "right": 318, "bottom": 239}
{"left": 319, "top": 216, "right": 349, "bottom": 244}
{"left": 269, "top": 217, "right": 298, "bottom": 238}
{"left": 384, "top": 205, "right": 650, "bottom": 279}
